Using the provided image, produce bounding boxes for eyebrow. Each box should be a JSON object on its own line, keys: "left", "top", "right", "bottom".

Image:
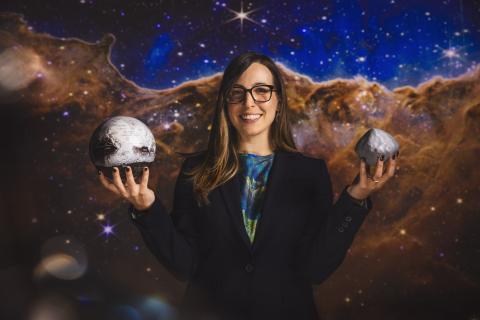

{"left": 232, "top": 82, "right": 273, "bottom": 87}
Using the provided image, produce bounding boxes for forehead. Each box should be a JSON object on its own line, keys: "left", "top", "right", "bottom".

{"left": 235, "top": 62, "right": 274, "bottom": 86}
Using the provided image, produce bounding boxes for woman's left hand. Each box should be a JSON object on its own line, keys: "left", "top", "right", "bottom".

{"left": 346, "top": 152, "right": 399, "bottom": 200}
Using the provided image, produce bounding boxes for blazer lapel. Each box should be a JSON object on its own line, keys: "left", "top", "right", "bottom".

{"left": 251, "top": 150, "right": 293, "bottom": 253}
{"left": 219, "top": 170, "right": 251, "bottom": 250}
{"left": 219, "top": 150, "right": 294, "bottom": 252}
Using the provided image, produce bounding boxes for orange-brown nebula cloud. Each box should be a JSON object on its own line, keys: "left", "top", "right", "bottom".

{"left": 1, "top": 12, "right": 479, "bottom": 320}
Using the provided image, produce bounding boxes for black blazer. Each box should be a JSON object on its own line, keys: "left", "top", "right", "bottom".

{"left": 129, "top": 150, "right": 373, "bottom": 320}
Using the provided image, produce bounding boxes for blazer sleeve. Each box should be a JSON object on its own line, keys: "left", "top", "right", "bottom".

{"left": 298, "top": 158, "right": 373, "bottom": 285}
{"left": 128, "top": 156, "right": 199, "bottom": 282}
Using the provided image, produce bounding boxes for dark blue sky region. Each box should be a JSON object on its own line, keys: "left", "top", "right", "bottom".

{"left": 2, "top": 0, "right": 480, "bottom": 89}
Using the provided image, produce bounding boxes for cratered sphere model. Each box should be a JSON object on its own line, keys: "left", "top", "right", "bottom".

{"left": 355, "top": 128, "right": 399, "bottom": 167}
{"left": 89, "top": 116, "right": 156, "bottom": 181}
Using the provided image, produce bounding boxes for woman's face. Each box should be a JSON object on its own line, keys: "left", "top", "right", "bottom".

{"left": 226, "top": 62, "right": 279, "bottom": 145}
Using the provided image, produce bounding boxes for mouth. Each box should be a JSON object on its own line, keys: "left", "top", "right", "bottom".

{"left": 240, "top": 113, "right": 262, "bottom": 122}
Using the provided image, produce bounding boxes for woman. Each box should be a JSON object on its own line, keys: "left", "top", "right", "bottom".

{"left": 99, "top": 52, "right": 397, "bottom": 320}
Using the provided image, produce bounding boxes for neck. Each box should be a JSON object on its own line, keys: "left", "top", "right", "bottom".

{"left": 237, "top": 137, "right": 274, "bottom": 156}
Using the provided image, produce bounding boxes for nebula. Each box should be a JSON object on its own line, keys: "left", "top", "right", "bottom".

{"left": 1, "top": 12, "right": 479, "bottom": 320}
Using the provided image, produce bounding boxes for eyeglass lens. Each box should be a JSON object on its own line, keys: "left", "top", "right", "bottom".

{"left": 228, "top": 85, "right": 273, "bottom": 103}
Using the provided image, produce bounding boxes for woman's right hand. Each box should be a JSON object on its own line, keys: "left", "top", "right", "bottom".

{"left": 98, "top": 166, "right": 156, "bottom": 211}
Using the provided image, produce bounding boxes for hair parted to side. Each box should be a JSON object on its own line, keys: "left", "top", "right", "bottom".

{"left": 183, "top": 51, "right": 298, "bottom": 207}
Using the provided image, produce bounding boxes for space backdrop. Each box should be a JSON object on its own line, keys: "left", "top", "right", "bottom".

{"left": 1, "top": 1, "right": 479, "bottom": 319}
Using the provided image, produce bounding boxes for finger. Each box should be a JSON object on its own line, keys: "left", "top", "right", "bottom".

{"left": 386, "top": 156, "right": 397, "bottom": 178}
{"left": 139, "top": 166, "right": 149, "bottom": 193}
{"left": 125, "top": 166, "right": 137, "bottom": 192}
{"left": 98, "top": 171, "right": 121, "bottom": 195}
{"left": 376, "top": 156, "right": 397, "bottom": 186}
{"left": 112, "top": 167, "right": 128, "bottom": 197}
{"left": 359, "top": 158, "right": 368, "bottom": 185}
{"left": 373, "top": 155, "right": 384, "bottom": 180}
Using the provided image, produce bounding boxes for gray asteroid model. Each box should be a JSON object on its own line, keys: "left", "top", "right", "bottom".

{"left": 354, "top": 128, "right": 399, "bottom": 167}
{"left": 89, "top": 116, "right": 156, "bottom": 181}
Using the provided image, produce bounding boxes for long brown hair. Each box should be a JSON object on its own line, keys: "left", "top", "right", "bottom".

{"left": 185, "top": 51, "right": 298, "bottom": 207}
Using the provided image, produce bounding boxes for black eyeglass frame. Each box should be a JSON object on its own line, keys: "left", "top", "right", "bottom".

{"left": 225, "top": 84, "right": 277, "bottom": 104}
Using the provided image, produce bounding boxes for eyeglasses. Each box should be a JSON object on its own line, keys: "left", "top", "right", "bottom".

{"left": 226, "top": 84, "right": 277, "bottom": 104}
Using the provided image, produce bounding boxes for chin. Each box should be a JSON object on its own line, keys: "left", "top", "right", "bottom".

{"left": 238, "top": 126, "right": 270, "bottom": 139}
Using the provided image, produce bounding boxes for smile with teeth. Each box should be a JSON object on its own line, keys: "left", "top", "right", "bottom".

{"left": 240, "top": 113, "right": 262, "bottom": 120}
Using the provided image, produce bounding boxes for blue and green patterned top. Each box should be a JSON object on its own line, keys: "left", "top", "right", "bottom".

{"left": 238, "top": 152, "right": 275, "bottom": 244}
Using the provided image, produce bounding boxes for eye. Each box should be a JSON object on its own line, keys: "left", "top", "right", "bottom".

{"left": 254, "top": 87, "right": 270, "bottom": 94}
{"left": 253, "top": 86, "right": 272, "bottom": 96}
{"left": 228, "top": 88, "right": 245, "bottom": 100}
{"left": 230, "top": 88, "right": 244, "bottom": 95}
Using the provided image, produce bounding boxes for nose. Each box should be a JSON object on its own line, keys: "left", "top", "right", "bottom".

{"left": 244, "top": 90, "right": 257, "bottom": 108}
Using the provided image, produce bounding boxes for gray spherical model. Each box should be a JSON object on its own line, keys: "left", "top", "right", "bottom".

{"left": 354, "top": 128, "right": 399, "bottom": 167}
{"left": 89, "top": 116, "right": 156, "bottom": 181}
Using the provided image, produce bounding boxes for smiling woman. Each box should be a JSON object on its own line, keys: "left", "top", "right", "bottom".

{"left": 226, "top": 64, "right": 279, "bottom": 151}
{"left": 99, "top": 51, "right": 395, "bottom": 320}
{"left": 176, "top": 52, "right": 299, "bottom": 208}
